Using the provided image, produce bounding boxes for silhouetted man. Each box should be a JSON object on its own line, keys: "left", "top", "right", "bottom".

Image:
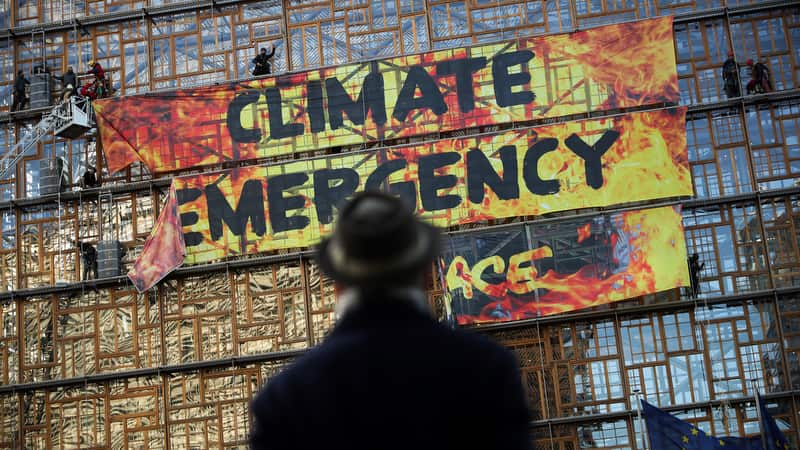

{"left": 251, "top": 44, "right": 276, "bottom": 76}
{"left": 80, "top": 242, "right": 97, "bottom": 281}
{"left": 11, "top": 70, "right": 30, "bottom": 111}
{"left": 55, "top": 66, "right": 77, "bottom": 101}
{"left": 746, "top": 59, "right": 773, "bottom": 94}
{"left": 722, "top": 52, "right": 740, "bottom": 98}
{"left": 81, "top": 166, "right": 98, "bottom": 188}
{"left": 688, "top": 253, "right": 704, "bottom": 298}
{"left": 250, "top": 192, "right": 531, "bottom": 450}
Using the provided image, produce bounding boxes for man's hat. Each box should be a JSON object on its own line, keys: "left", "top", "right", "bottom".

{"left": 316, "top": 192, "right": 440, "bottom": 286}
{"left": 746, "top": 58, "right": 754, "bottom": 66}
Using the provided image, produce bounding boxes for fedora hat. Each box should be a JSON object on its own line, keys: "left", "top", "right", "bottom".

{"left": 316, "top": 191, "right": 440, "bottom": 286}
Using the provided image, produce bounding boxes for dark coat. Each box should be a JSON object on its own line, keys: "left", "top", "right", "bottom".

{"left": 250, "top": 296, "right": 532, "bottom": 450}
{"left": 252, "top": 47, "right": 275, "bottom": 76}
{"left": 57, "top": 70, "right": 77, "bottom": 88}
{"left": 14, "top": 74, "right": 29, "bottom": 93}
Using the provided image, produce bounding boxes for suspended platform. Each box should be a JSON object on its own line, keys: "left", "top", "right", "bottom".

{"left": 53, "top": 96, "right": 94, "bottom": 139}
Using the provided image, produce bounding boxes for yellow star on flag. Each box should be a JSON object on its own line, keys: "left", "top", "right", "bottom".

{"left": 682, "top": 435, "right": 689, "bottom": 443}
{"left": 719, "top": 440, "right": 725, "bottom": 446}
{"left": 691, "top": 428, "right": 699, "bottom": 436}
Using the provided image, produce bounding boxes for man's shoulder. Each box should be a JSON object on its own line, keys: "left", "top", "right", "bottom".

{"left": 445, "top": 325, "right": 518, "bottom": 363}
{"left": 326, "top": 320, "right": 515, "bottom": 368}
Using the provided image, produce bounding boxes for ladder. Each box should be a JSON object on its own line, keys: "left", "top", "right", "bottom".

{"left": 0, "top": 112, "right": 59, "bottom": 179}
{"left": 0, "top": 96, "right": 96, "bottom": 180}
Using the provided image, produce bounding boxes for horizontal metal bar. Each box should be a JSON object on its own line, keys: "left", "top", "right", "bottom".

{"left": 682, "top": 186, "right": 800, "bottom": 209}
{"left": 0, "top": 348, "right": 305, "bottom": 394}
{"left": 0, "top": 0, "right": 794, "bottom": 42}
{"left": 0, "top": 89, "right": 796, "bottom": 214}
{"left": 0, "top": 250, "right": 315, "bottom": 302}
{"left": 672, "top": 0, "right": 796, "bottom": 24}
{"left": 0, "top": 286, "right": 796, "bottom": 406}
{"left": 529, "top": 389, "right": 800, "bottom": 427}
{"left": 0, "top": 184, "right": 796, "bottom": 304}
{"left": 467, "top": 285, "right": 800, "bottom": 333}
{"left": 0, "top": 178, "right": 792, "bottom": 303}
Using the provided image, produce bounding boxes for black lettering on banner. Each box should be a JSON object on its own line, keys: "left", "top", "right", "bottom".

{"left": 523, "top": 138, "right": 560, "bottom": 195}
{"left": 206, "top": 180, "right": 267, "bottom": 241}
{"left": 267, "top": 173, "right": 311, "bottom": 233}
{"left": 466, "top": 145, "right": 520, "bottom": 204}
{"left": 176, "top": 188, "right": 204, "bottom": 247}
{"left": 565, "top": 130, "right": 620, "bottom": 189}
{"left": 365, "top": 159, "right": 417, "bottom": 210}
{"left": 392, "top": 65, "right": 448, "bottom": 122}
{"left": 313, "top": 168, "right": 360, "bottom": 224}
{"left": 226, "top": 91, "right": 262, "bottom": 143}
{"left": 418, "top": 152, "right": 462, "bottom": 211}
{"left": 307, "top": 80, "right": 326, "bottom": 133}
{"left": 436, "top": 57, "right": 488, "bottom": 113}
{"left": 265, "top": 87, "right": 304, "bottom": 139}
{"left": 492, "top": 50, "right": 536, "bottom": 108}
{"left": 326, "top": 71, "right": 387, "bottom": 130}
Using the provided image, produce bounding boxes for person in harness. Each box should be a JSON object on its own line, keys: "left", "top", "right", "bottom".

{"left": 79, "top": 79, "right": 100, "bottom": 101}
{"left": 722, "top": 52, "right": 741, "bottom": 98}
{"left": 11, "top": 70, "right": 30, "bottom": 111}
{"left": 746, "top": 59, "right": 773, "bottom": 94}
{"left": 251, "top": 44, "right": 276, "bottom": 76}
{"left": 86, "top": 60, "right": 109, "bottom": 98}
{"left": 55, "top": 66, "right": 77, "bottom": 102}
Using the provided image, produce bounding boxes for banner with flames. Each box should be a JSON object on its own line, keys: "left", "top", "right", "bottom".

{"left": 95, "top": 16, "right": 677, "bottom": 174}
{"left": 128, "top": 108, "right": 690, "bottom": 292}
{"left": 441, "top": 205, "right": 689, "bottom": 324}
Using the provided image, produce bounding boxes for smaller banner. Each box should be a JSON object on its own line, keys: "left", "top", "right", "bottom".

{"left": 128, "top": 185, "right": 185, "bottom": 292}
{"left": 95, "top": 16, "right": 677, "bottom": 174}
{"left": 441, "top": 205, "right": 689, "bottom": 324}
{"left": 129, "top": 108, "right": 690, "bottom": 292}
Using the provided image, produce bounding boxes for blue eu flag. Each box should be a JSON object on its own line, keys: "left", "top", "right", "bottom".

{"left": 759, "top": 394, "right": 792, "bottom": 450}
{"left": 642, "top": 400, "right": 762, "bottom": 450}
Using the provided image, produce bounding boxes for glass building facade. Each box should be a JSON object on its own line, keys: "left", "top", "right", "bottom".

{"left": 0, "top": 0, "right": 797, "bottom": 448}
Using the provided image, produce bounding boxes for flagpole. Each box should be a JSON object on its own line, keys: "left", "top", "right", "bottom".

{"left": 751, "top": 379, "right": 767, "bottom": 450}
{"left": 634, "top": 389, "right": 648, "bottom": 450}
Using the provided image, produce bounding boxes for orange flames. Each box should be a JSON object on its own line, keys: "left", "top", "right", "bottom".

{"left": 577, "top": 223, "right": 592, "bottom": 243}
{"left": 128, "top": 107, "right": 689, "bottom": 290}
{"left": 533, "top": 16, "right": 679, "bottom": 109}
{"left": 166, "top": 108, "right": 689, "bottom": 266}
{"left": 94, "top": 17, "right": 678, "bottom": 175}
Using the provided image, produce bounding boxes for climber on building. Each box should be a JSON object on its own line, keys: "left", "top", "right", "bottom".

{"left": 746, "top": 59, "right": 773, "bottom": 95}
{"left": 722, "top": 51, "right": 741, "bottom": 98}
{"left": 11, "top": 69, "right": 30, "bottom": 111}
{"left": 252, "top": 44, "right": 276, "bottom": 77}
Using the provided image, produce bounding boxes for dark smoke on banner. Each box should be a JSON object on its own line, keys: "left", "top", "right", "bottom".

{"left": 441, "top": 206, "right": 689, "bottom": 324}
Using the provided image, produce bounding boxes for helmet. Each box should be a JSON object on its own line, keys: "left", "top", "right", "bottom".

{"left": 746, "top": 59, "right": 754, "bottom": 66}
{"left": 88, "top": 59, "right": 95, "bottom": 66}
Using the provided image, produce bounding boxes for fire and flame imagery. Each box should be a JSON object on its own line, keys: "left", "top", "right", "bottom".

{"left": 93, "top": 16, "right": 677, "bottom": 175}
{"left": 441, "top": 205, "right": 689, "bottom": 324}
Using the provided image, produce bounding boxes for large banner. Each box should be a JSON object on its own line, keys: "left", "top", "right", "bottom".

{"left": 128, "top": 108, "right": 690, "bottom": 291}
{"left": 441, "top": 205, "right": 689, "bottom": 324}
{"left": 95, "top": 16, "right": 677, "bottom": 174}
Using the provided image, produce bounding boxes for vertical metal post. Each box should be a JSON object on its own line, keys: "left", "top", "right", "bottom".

{"left": 634, "top": 389, "right": 648, "bottom": 450}
{"left": 751, "top": 379, "right": 767, "bottom": 450}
